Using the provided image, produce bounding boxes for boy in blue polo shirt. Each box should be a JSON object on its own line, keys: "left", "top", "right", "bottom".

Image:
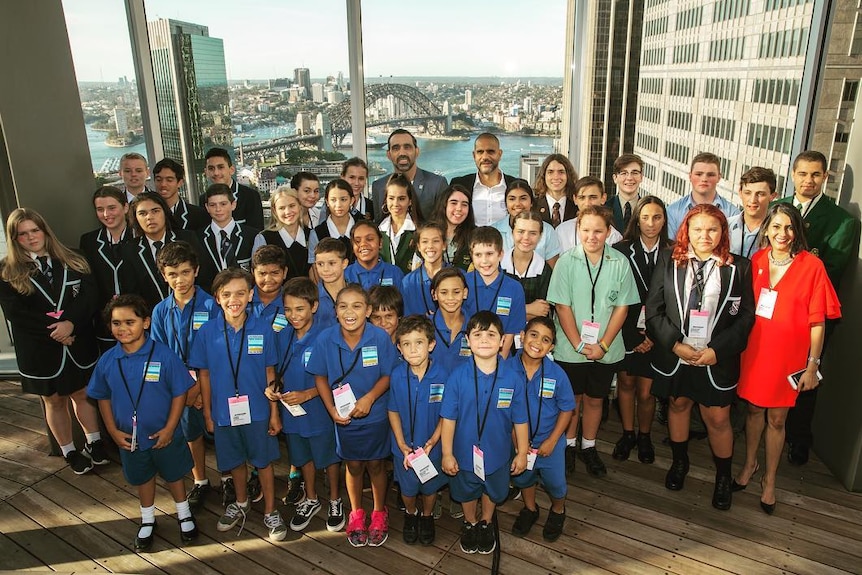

{"left": 463, "top": 227, "right": 526, "bottom": 358}
{"left": 345, "top": 220, "right": 404, "bottom": 290}
{"left": 188, "top": 269, "right": 287, "bottom": 542}
{"left": 313, "top": 238, "right": 348, "bottom": 330}
{"left": 308, "top": 284, "right": 396, "bottom": 548}
{"left": 401, "top": 222, "right": 447, "bottom": 317}
{"left": 151, "top": 241, "right": 217, "bottom": 511}
{"left": 267, "top": 277, "right": 344, "bottom": 533}
{"left": 506, "top": 317, "right": 575, "bottom": 542}
{"left": 441, "top": 310, "right": 529, "bottom": 555}
{"left": 430, "top": 267, "right": 472, "bottom": 373}
{"left": 88, "top": 294, "right": 197, "bottom": 551}
{"left": 388, "top": 315, "right": 448, "bottom": 546}
{"left": 369, "top": 285, "right": 403, "bottom": 345}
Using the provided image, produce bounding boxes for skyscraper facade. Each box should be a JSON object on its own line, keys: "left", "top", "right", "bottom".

{"left": 294, "top": 67, "right": 311, "bottom": 100}
{"left": 147, "top": 18, "right": 232, "bottom": 199}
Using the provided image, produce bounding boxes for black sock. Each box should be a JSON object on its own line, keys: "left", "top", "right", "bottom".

{"left": 713, "top": 455, "right": 732, "bottom": 478}
{"left": 638, "top": 431, "right": 651, "bottom": 439}
{"left": 669, "top": 440, "right": 689, "bottom": 463}
{"left": 623, "top": 430, "right": 636, "bottom": 437}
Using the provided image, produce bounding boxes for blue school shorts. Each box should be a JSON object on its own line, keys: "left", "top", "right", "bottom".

{"left": 287, "top": 429, "right": 340, "bottom": 470}
{"left": 511, "top": 436, "right": 568, "bottom": 500}
{"left": 181, "top": 405, "right": 206, "bottom": 442}
{"left": 450, "top": 466, "right": 509, "bottom": 505}
{"left": 120, "top": 434, "right": 193, "bottom": 486}
{"left": 393, "top": 449, "right": 448, "bottom": 497}
{"left": 213, "top": 419, "right": 280, "bottom": 472}
{"left": 335, "top": 420, "right": 390, "bottom": 461}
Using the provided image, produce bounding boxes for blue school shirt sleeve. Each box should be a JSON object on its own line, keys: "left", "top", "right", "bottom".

{"left": 305, "top": 326, "right": 333, "bottom": 377}
{"left": 440, "top": 363, "right": 466, "bottom": 421}
{"left": 500, "top": 276, "right": 527, "bottom": 335}
{"left": 507, "top": 366, "right": 529, "bottom": 425}
{"left": 264, "top": 326, "right": 279, "bottom": 368}
{"left": 86, "top": 353, "right": 113, "bottom": 401}
{"left": 159, "top": 341, "right": 196, "bottom": 397}
{"left": 549, "top": 359, "right": 576, "bottom": 413}
{"left": 187, "top": 320, "right": 212, "bottom": 370}
{"left": 150, "top": 298, "right": 171, "bottom": 345}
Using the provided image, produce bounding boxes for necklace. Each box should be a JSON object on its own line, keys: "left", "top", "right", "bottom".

{"left": 768, "top": 249, "right": 792, "bottom": 266}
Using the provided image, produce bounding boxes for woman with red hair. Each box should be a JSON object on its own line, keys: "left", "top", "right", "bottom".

{"left": 646, "top": 204, "right": 755, "bottom": 511}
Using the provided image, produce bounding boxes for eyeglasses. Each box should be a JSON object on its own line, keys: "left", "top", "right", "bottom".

{"left": 617, "top": 170, "right": 642, "bottom": 177}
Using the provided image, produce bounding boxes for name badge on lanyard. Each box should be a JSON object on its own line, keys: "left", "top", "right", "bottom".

{"left": 280, "top": 399, "right": 307, "bottom": 417}
{"left": 526, "top": 448, "right": 539, "bottom": 470}
{"left": 333, "top": 383, "right": 357, "bottom": 418}
{"left": 756, "top": 288, "right": 777, "bottom": 319}
{"left": 407, "top": 447, "right": 439, "bottom": 483}
{"left": 689, "top": 310, "right": 710, "bottom": 338}
{"left": 637, "top": 306, "right": 647, "bottom": 330}
{"left": 130, "top": 414, "right": 138, "bottom": 452}
{"left": 472, "top": 445, "right": 485, "bottom": 480}
{"left": 580, "top": 321, "right": 601, "bottom": 344}
{"left": 228, "top": 395, "right": 252, "bottom": 426}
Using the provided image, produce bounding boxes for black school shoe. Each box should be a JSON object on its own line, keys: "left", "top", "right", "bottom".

{"left": 85, "top": 440, "right": 111, "bottom": 466}
{"left": 418, "top": 515, "right": 435, "bottom": 546}
{"left": 579, "top": 447, "right": 607, "bottom": 477}
{"left": 403, "top": 511, "right": 419, "bottom": 544}
{"left": 637, "top": 433, "right": 655, "bottom": 464}
{"left": 543, "top": 509, "right": 566, "bottom": 542}
{"left": 65, "top": 450, "right": 93, "bottom": 475}
{"left": 179, "top": 515, "right": 199, "bottom": 543}
{"left": 712, "top": 475, "right": 733, "bottom": 511}
{"left": 511, "top": 506, "right": 539, "bottom": 537}
{"left": 134, "top": 520, "right": 157, "bottom": 551}
{"left": 612, "top": 432, "right": 637, "bottom": 461}
{"left": 476, "top": 520, "right": 496, "bottom": 554}
{"left": 460, "top": 521, "right": 478, "bottom": 554}
{"left": 665, "top": 459, "right": 690, "bottom": 491}
{"left": 787, "top": 442, "right": 810, "bottom": 466}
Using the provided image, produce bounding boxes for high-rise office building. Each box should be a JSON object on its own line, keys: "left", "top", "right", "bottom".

{"left": 294, "top": 67, "right": 311, "bottom": 100}
{"left": 311, "top": 82, "right": 325, "bottom": 103}
{"left": 113, "top": 108, "right": 128, "bottom": 136}
{"left": 148, "top": 18, "right": 232, "bottom": 199}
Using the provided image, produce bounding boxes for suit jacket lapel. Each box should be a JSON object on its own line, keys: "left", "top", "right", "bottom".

{"left": 627, "top": 243, "right": 648, "bottom": 294}
{"left": 231, "top": 227, "right": 244, "bottom": 266}
{"left": 673, "top": 261, "right": 687, "bottom": 325}
{"left": 202, "top": 227, "right": 221, "bottom": 268}
{"left": 714, "top": 263, "right": 735, "bottom": 321}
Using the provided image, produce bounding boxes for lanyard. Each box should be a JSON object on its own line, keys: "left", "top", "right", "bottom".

{"left": 405, "top": 363, "right": 420, "bottom": 449}
{"left": 276, "top": 329, "right": 296, "bottom": 382}
{"left": 738, "top": 219, "right": 756, "bottom": 259}
{"left": 223, "top": 317, "right": 247, "bottom": 397}
{"left": 419, "top": 265, "right": 436, "bottom": 314}
{"left": 522, "top": 357, "right": 545, "bottom": 444}
{"left": 473, "top": 270, "right": 504, "bottom": 313}
{"left": 169, "top": 295, "right": 196, "bottom": 364}
{"left": 117, "top": 341, "right": 156, "bottom": 418}
{"left": 333, "top": 345, "right": 362, "bottom": 387}
{"left": 510, "top": 249, "right": 534, "bottom": 279}
{"left": 434, "top": 315, "right": 464, "bottom": 349}
{"left": 473, "top": 358, "right": 499, "bottom": 447}
{"left": 689, "top": 259, "right": 718, "bottom": 309}
{"left": 585, "top": 249, "right": 606, "bottom": 322}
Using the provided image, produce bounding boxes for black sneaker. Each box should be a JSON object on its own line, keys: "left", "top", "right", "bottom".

{"left": 511, "top": 506, "right": 539, "bottom": 537}
{"left": 326, "top": 498, "right": 346, "bottom": 532}
{"left": 637, "top": 433, "right": 655, "bottom": 464}
{"left": 507, "top": 485, "right": 522, "bottom": 501}
{"left": 283, "top": 475, "right": 305, "bottom": 505}
{"left": 459, "top": 521, "right": 478, "bottom": 554}
{"left": 403, "top": 511, "right": 419, "bottom": 544}
{"left": 247, "top": 470, "right": 263, "bottom": 503}
{"left": 221, "top": 478, "right": 236, "bottom": 507}
{"left": 186, "top": 483, "right": 211, "bottom": 511}
{"left": 418, "top": 514, "right": 435, "bottom": 546}
{"left": 579, "top": 447, "right": 607, "bottom": 478}
{"left": 85, "top": 440, "right": 110, "bottom": 466}
{"left": 543, "top": 509, "right": 566, "bottom": 542}
{"left": 612, "top": 432, "right": 636, "bottom": 461}
{"left": 565, "top": 445, "right": 577, "bottom": 475}
{"left": 65, "top": 450, "right": 93, "bottom": 475}
{"left": 476, "top": 520, "right": 496, "bottom": 554}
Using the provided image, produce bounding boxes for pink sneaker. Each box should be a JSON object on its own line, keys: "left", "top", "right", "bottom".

{"left": 368, "top": 507, "right": 389, "bottom": 547}
{"left": 346, "top": 509, "right": 367, "bottom": 547}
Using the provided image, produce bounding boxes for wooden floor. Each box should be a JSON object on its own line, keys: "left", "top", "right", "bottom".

{"left": 2, "top": 379, "right": 861, "bottom": 575}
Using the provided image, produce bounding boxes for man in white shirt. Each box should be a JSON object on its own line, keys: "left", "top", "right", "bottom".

{"left": 449, "top": 133, "right": 515, "bottom": 226}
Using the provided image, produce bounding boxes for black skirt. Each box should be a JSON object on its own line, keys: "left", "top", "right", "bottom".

{"left": 650, "top": 363, "right": 736, "bottom": 407}
{"left": 21, "top": 360, "right": 93, "bottom": 397}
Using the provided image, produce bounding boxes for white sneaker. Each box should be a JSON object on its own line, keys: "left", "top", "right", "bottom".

{"left": 290, "top": 498, "right": 322, "bottom": 531}
{"left": 265, "top": 510, "right": 287, "bottom": 541}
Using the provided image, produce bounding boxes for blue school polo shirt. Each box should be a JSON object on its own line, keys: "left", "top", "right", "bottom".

{"left": 401, "top": 264, "right": 439, "bottom": 317}
{"left": 431, "top": 311, "right": 472, "bottom": 373}
{"left": 463, "top": 269, "right": 527, "bottom": 335}
{"left": 188, "top": 314, "right": 278, "bottom": 427}
{"left": 344, "top": 259, "right": 405, "bottom": 291}
{"left": 439, "top": 358, "right": 528, "bottom": 475}
{"left": 305, "top": 322, "right": 396, "bottom": 426}
{"left": 150, "top": 287, "right": 216, "bottom": 366}
{"left": 251, "top": 287, "right": 288, "bottom": 334}
{"left": 274, "top": 321, "right": 331, "bottom": 437}
{"left": 505, "top": 353, "right": 576, "bottom": 446}
{"left": 87, "top": 338, "right": 194, "bottom": 451}
{"left": 387, "top": 359, "right": 447, "bottom": 456}
{"left": 316, "top": 282, "right": 338, "bottom": 330}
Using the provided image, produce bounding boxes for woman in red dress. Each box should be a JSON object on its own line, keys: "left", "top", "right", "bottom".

{"left": 733, "top": 203, "right": 840, "bottom": 514}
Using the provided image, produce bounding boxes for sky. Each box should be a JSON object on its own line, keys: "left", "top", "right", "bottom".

{"left": 62, "top": 0, "right": 567, "bottom": 82}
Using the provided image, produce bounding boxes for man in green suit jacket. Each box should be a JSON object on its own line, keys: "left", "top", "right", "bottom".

{"left": 773, "top": 150, "right": 860, "bottom": 465}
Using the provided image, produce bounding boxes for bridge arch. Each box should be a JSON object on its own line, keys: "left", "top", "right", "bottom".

{"left": 330, "top": 83, "right": 445, "bottom": 136}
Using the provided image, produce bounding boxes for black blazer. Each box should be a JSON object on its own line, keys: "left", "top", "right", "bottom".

{"left": 79, "top": 226, "right": 131, "bottom": 341}
{"left": 645, "top": 249, "right": 754, "bottom": 388}
{"left": 535, "top": 195, "right": 577, "bottom": 228}
{"left": 118, "top": 229, "right": 202, "bottom": 309}
{"left": 613, "top": 239, "right": 662, "bottom": 350}
{"left": 259, "top": 228, "right": 311, "bottom": 279}
{"left": 200, "top": 181, "right": 264, "bottom": 230}
{"left": 0, "top": 263, "right": 99, "bottom": 378}
{"left": 197, "top": 223, "right": 259, "bottom": 291}
{"left": 172, "top": 199, "right": 210, "bottom": 232}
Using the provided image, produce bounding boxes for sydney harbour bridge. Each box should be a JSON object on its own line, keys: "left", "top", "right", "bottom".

{"left": 239, "top": 84, "right": 449, "bottom": 162}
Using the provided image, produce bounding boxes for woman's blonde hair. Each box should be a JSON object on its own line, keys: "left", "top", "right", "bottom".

{"left": 267, "top": 186, "right": 309, "bottom": 230}
{"left": 1, "top": 208, "right": 90, "bottom": 295}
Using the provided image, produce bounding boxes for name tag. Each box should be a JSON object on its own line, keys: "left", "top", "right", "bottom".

{"left": 407, "top": 447, "right": 439, "bottom": 483}
{"left": 381, "top": 277, "right": 394, "bottom": 286}
{"left": 580, "top": 321, "right": 601, "bottom": 344}
{"left": 496, "top": 296, "right": 512, "bottom": 316}
{"left": 192, "top": 311, "right": 209, "bottom": 330}
{"left": 46, "top": 310, "right": 64, "bottom": 319}
{"left": 130, "top": 414, "right": 138, "bottom": 452}
{"left": 755, "top": 288, "right": 777, "bottom": 320}
{"left": 280, "top": 399, "right": 307, "bottom": 417}
{"left": 188, "top": 369, "right": 198, "bottom": 382}
{"left": 497, "top": 388, "right": 513, "bottom": 409}
{"left": 637, "top": 306, "right": 646, "bottom": 330}
{"left": 144, "top": 362, "right": 161, "bottom": 383}
{"left": 361, "top": 346, "right": 378, "bottom": 367}
{"left": 689, "top": 310, "right": 710, "bottom": 338}
{"left": 513, "top": 333, "right": 522, "bottom": 349}
{"left": 526, "top": 448, "right": 539, "bottom": 470}
{"left": 541, "top": 378, "right": 556, "bottom": 398}
{"left": 472, "top": 445, "right": 485, "bottom": 480}
{"left": 429, "top": 383, "right": 444, "bottom": 403}
{"left": 228, "top": 395, "right": 252, "bottom": 426}
{"left": 333, "top": 384, "right": 357, "bottom": 418}
{"left": 272, "top": 313, "right": 288, "bottom": 333}
{"left": 247, "top": 334, "right": 264, "bottom": 355}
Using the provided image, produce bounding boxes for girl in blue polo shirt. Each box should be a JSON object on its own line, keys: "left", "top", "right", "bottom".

{"left": 87, "top": 294, "right": 196, "bottom": 551}
{"left": 344, "top": 220, "right": 405, "bottom": 290}
{"left": 308, "top": 284, "right": 396, "bottom": 548}
{"left": 402, "top": 222, "right": 447, "bottom": 317}
{"left": 430, "top": 267, "right": 472, "bottom": 372}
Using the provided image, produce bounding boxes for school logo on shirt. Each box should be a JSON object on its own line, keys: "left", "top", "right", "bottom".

{"left": 361, "top": 346, "right": 379, "bottom": 367}
{"left": 192, "top": 311, "right": 209, "bottom": 330}
{"left": 608, "top": 290, "right": 618, "bottom": 303}
{"left": 459, "top": 337, "right": 472, "bottom": 357}
{"left": 272, "top": 313, "right": 288, "bottom": 333}
{"left": 429, "top": 383, "right": 444, "bottom": 403}
{"left": 541, "top": 378, "right": 556, "bottom": 399}
{"left": 144, "top": 362, "right": 161, "bottom": 383}
{"left": 496, "top": 296, "right": 512, "bottom": 316}
{"left": 247, "top": 334, "right": 264, "bottom": 355}
{"left": 303, "top": 349, "right": 312, "bottom": 367}
{"left": 381, "top": 277, "right": 394, "bottom": 286}
{"left": 497, "top": 388, "right": 514, "bottom": 409}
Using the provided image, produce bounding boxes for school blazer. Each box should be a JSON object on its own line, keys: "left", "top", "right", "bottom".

{"left": 118, "top": 229, "right": 202, "bottom": 309}
{"left": 197, "top": 223, "right": 259, "bottom": 291}
{"left": 645, "top": 249, "right": 755, "bottom": 389}
{"left": 79, "top": 226, "right": 130, "bottom": 307}
{"left": 0, "top": 263, "right": 99, "bottom": 379}
{"left": 172, "top": 199, "right": 210, "bottom": 232}
{"left": 613, "top": 240, "right": 658, "bottom": 349}
{"left": 535, "top": 194, "right": 577, "bottom": 227}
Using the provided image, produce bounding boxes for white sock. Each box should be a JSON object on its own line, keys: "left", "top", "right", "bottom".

{"left": 566, "top": 437, "right": 577, "bottom": 448}
{"left": 581, "top": 438, "right": 596, "bottom": 449}
{"left": 236, "top": 499, "right": 249, "bottom": 510}
{"left": 195, "top": 479, "right": 210, "bottom": 487}
{"left": 139, "top": 505, "right": 155, "bottom": 538}
{"left": 175, "top": 500, "right": 195, "bottom": 532}
{"left": 85, "top": 431, "right": 101, "bottom": 444}
{"left": 60, "top": 442, "right": 76, "bottom": 457}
